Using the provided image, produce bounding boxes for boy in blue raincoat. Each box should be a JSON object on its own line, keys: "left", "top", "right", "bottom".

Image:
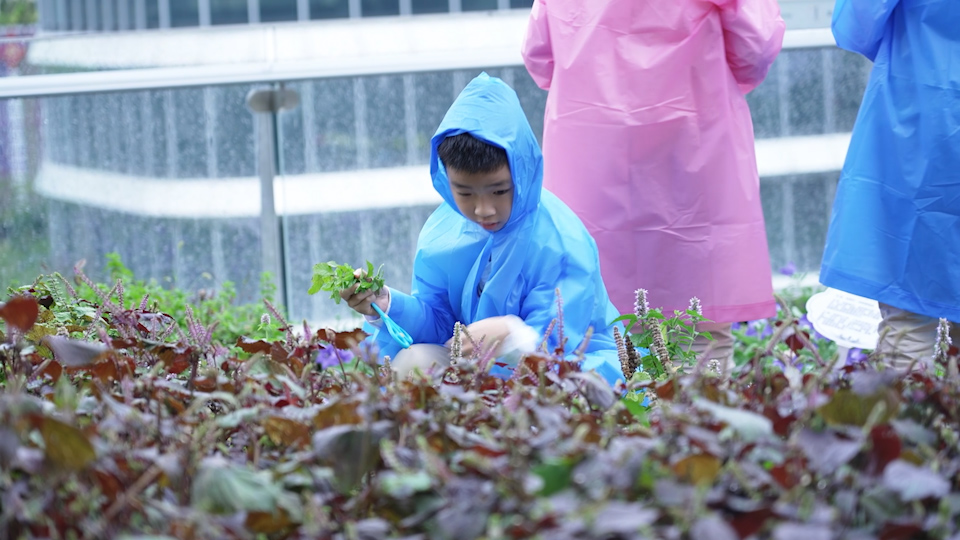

{"left": 340, "top": 73, "right": 624, "bottom": 386}
{"left": 820, "top": 0, "right": 959, "bottom": 366}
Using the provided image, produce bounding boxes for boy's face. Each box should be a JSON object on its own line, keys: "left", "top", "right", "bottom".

{"left": 448, "top": 164, "right": 513, "bottom": 233}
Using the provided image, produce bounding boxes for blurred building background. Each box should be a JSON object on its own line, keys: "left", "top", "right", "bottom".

{"left": 0, "top": 0, "right": 863, "bottom": 327}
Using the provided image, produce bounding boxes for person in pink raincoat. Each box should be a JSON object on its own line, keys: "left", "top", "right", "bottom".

{"left": 522, "top": 0, "right": 784, "bottom": 362}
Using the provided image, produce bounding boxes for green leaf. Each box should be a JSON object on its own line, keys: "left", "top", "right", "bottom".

{"left": 532, "top": 458, "right": 575, "bottom": 496}
{"left": 37, "top": 415, "right": 97, "bottom": 470}
{"left": 611, "top": 314, "right": 638, "bottom": 332}
{"left": 378, "top": 470, "right": 433, "bottom": 498}
{"left": 818, "top": 389, "right": 900, "bottom": 427}
{"left": 694, "top": 399, "right": 773, "bottom": 442}
{"left": 621, "top": 396, "right": 648, "bottom": 423}
{"left": 191, "top": 458, "right": 283, "bottom": 514}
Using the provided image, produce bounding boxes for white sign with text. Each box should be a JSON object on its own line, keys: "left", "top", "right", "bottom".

{"left": 805, "top": 288, "right": 881, "bottom": 349}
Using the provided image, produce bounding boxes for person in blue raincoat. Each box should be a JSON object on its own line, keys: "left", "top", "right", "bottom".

{"left": 340, "top": 73, "right": 625, "bottom": 386}
{"left": 820, "top": 0, "right": 960, "bottom": 367}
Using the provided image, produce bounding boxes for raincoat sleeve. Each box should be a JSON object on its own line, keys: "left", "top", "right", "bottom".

{"left": 715, "top": 0, "right": 786, "bottom": 93}
{"left": 382, "top": 251, "right": 458, "bottom": 348}
{"left": 519, "top": 249, "right": 602, "bottom": 357}
{"left": 521, "top": 0, "right": 554, "bottom": 91}
{"left": 831, "top": 0, "right": 900, "bottom": 62}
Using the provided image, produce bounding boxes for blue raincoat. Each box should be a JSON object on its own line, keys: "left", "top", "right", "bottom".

{"left": 820, "top": 0, "right": 960, "bottom": 322}
{"left": 372, "top": 73, "right": 624, "bottom": 386}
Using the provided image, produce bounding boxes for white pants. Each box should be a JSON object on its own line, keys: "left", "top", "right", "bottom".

{"left": 391, "top": 344, "right": 450, "bottom": 378}
{"left": 876, "top": 303, "right": 959, "bottom": 369}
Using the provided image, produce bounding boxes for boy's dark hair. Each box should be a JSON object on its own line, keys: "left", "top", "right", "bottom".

{"left": 437, "top": 133, "right": 509, "bottom": 174}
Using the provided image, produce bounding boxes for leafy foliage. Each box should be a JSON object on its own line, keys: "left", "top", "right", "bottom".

{"left": 1, "top": 271, "right": 960, "bottom": 539}
{"left": 0, "top": 0, "right": 35, "bottom": 24}
{"left": 308, "top": 261, "right": 384, "bottom": 304}
{"left": 6, "top": 253, "right": 286, "bottom": 347}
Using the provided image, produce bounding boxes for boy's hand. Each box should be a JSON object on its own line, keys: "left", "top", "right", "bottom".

{"left": 340, "top": 269, "right": 390, "bottom": 317}
{"left": 447, "top": 316, "right": 513, "bottom": 357}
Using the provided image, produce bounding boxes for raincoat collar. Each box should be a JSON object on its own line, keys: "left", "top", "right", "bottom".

{"left": 429, "top": 73, "right": 544, "bottom": 234}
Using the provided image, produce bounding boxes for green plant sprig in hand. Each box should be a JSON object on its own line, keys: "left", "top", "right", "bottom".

{"left": 307, "top": 261, "right": 385, "bottom": 304}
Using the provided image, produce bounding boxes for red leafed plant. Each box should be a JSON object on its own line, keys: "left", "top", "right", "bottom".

{"left": 1, "top": 269, "right": 959, "bottom": 540}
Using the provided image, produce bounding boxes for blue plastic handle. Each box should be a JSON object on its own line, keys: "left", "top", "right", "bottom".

{"left": 371, "top": 303, "right": 412, "bottom": 349}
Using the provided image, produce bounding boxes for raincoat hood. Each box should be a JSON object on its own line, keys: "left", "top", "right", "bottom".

{"left": 430, "top": 73, "right": 543, "bottom": 232}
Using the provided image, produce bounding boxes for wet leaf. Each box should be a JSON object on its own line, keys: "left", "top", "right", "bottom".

{"left": 567, "top": 372, "right": 615, "bottom": 410}
{"left": 42, "top": 335, "right": 109, "bottom": 367}
{"left": 36, "top": 415, "right": 96, "bottom": 470}
{"left": 0, "top": 295, "right": 39, "bottom": 333}
{"left": 0, "top": 426, "right": 20, "bottom": 469}
{"left": 313, "top": 421, "right": 392, "bottom": 492}
{"left": 694, "top": 398, "right": 773, "bottom": 442}
{"left": 532, "top": 458, "right": 575, "bottom": 496}
{"left": 691, "top": 514, "right": 738, "bottom": 540}
{"left": 317, "top": 327, "right": 368, "bottom": 350}
{"left": 879, "top": 520, "right": 923, "bottom": 540}
{"left": 245, "top": 508, "right": 298, "bottom": 535}
{"left": 235, "top": 336, "right": 273, "bottom": 354}
{"left": 818, "top": 388, "right": 899, "bottom": 427}
{"left": 378, "top": 470, "right": 433, "bottom": 499}
{"left": 216, "top": 407, "right": 261, "bottom": 429}
{"left": 672, "top": 454, "right": 722, "bottom": 486}
{"left": 772, "top": 522, "right": 833, "bottom": 540}
{"left": 263, "top": 416, "right": 311, "bottom": 447}
{"left": 156, "top": 344, "right": 193, "bottom": 374}
{"left": 313, "top": 398, "right": 364, "bottom": 429}
{"left": 191, "top": 458, "right": 283, "bottom": 514}
{"left": 729, "top": 507, "right": 776, "bottom": 539}
{"left": 868, "top": 424, "right": 902, "bottom": 475}
{"left": 882, "top": 460, "right": 950, "bottom": 501}
{"left": 797, "top": 429, "right": 862, "bottom": 475}
{"left": 591, "top": 501, "right": 658, "bottom": 536}
{"left": 135, "top": 312, "right": 176, "bottom": 334}
{"left": 890, "top": 419, "right": 936, "bottom": 446}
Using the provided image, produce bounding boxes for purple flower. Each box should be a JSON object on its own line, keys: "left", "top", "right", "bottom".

{"left": 742, "top": 319, "right": 774, "bottom": 339}
{"left": 316, "top": 346, "right": 353, "bottom": 369}
{"left": 845, "top": 348, "right": 868, "bottom": 365}
{"left": 779, "top": 262, "right": 797, "bottom": 277}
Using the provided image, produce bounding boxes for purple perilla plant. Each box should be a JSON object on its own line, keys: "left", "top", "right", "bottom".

{"left": 688, "top": 296, "right": 703, "bottom": 317}
{"left": 614, "top": 326, "right": 630, "bottom": 380}
{"left": 635, "top": 289, "right": 650, "bottom": 319}
{"left": 935, "top": 318, "right": 952, "bottom": 366}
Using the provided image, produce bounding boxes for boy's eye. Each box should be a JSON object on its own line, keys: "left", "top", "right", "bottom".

{"left": 456, "top": 192, "right": 472, "bottom": 197}
{"left": 494, "top": 189, "right": 511, "bottom": 196}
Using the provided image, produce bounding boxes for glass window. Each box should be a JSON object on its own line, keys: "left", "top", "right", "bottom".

{"left": 86, "top": 0, "right": 101, "bottom": 30}
{"left": 309, "top": 0, "right": 348, "bottom": 19}
{"left": 261, "top": 0, "right": 298, "bottom": 22}
{"left": 361, "top": 0, "right": 399, "bottom": 17}
{"left": 510, "top": 0, "right": 532, "bottom": 7}
{"left": 170, "top": 0, "right": 199, "bottom": 26}
{"left": 311, "top": 78, "right": 359, "bottom": 172}
{"left": 146, "top": 0, "right": 160, "bottom": 27}
{"left": 462, "top": 0, "right": 495, "bottom": 11}
{"left": 363, "top": 75, "right": 406, "bottom": 168}
{"left": 745, "top": 59, "right": 782, "bottom": 139}
{"left": 412, "top": 0, "right": 446, "bottom": 14}
{"left": 215, "top": 85, "right": 256, "bottom": 178}
{"left": 414, "top": 72, "right": 453, "bottom": 162}
{"left": 211, "top": 0, "right": 247, "bottom": 25}
{"left": 173, "top": 88, "right": 209, "bottom": 177}
{"left": 786, "top": 49, "right": 825, "bottom": 136}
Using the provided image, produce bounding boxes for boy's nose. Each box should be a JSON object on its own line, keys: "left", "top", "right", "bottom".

{"left": 476, "top": 198, "right": 496, "bottom": 218}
